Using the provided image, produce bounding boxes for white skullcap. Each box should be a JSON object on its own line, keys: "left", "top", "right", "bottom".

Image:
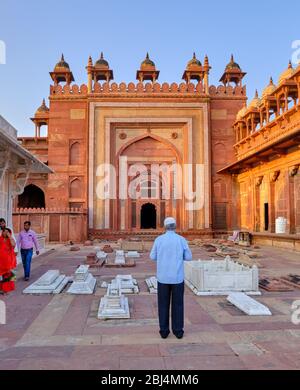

{"left": 164, "top": 217, "right": 176, "bottom": 227}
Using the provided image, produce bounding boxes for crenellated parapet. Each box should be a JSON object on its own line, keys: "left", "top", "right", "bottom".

{"left": 50, "top": 81, "right": 206, "bottom": 96}
{"left": 49, "top": 81, "right": 247, "bottom": 97}
{"left": 50, "top": 84, "right": 88, "bottom": 96}
{"left": 209, "top": 85, "right": 246, "bottom": 97}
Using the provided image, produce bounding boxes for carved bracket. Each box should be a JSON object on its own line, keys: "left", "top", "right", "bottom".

{"left": 270, "top": 170, "right": 280, "bottom": 182}
{"left": 289, "top": 164, "right": 299, "bottom": 177}
{"left": 256, "top": 175, "right": 264, "bottom": 187}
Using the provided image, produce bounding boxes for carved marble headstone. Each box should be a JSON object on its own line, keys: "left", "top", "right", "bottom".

{"left": 145, "top": 276, "right": 158, "bottom": 294}
{"left": 67, "top": 265, "right": 96, "bottom": 294}
{"left": 227, "top": 292, "right": 272, "bottom": 316}
{"left": 23, "top": 270, "right": 69, "bottom": 294}
{"left": 98, "top": 279, "right": 130, "bottom": 319}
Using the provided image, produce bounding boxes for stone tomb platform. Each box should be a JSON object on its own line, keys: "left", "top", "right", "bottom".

{"left": 110, "top": 275, "right": 139, "bottom": 294}
{"left": 185, "top": 256, "right": 260, "bottom": 296}
{"left": 145, "top": 276, "right": 158, "bottom": 294}
{"left": 98, "top": 282, "right": 130, "bottom": 320}
{"left": 23, "top": 270, "right": 69, "bottom": 295}
{"left": 67, "top": 265, "right": 96, "bottom": 295}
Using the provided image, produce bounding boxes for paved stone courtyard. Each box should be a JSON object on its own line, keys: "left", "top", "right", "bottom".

{"left": 0, "top": 243, "right": 300, "bottom": 370}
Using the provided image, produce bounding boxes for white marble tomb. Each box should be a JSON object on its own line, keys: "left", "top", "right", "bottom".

{"left": 145, "top": 276, "right": 158, "bottom": 294}
{"left": 98, "top": 280, "right": 130, "bottom": 319}
{"left": 67, "top": 265, "right": 96, "bottom": 295}
{"left": 115, "top": 250, "right": 126, "bottom": 265}
{"left": 110, "top": 274, "right": 139, "bottom": 294}
{"left": 125, "top": 251, "right": 140, "bottom": 258}
{"left": 96, "top": 251, "right": 108, "bottom": 260}
{"left": 184, "top": 256, "right": 260, "bottom": 296}
{"left": 23, "top": 270, "right": 69, "bottom": 294}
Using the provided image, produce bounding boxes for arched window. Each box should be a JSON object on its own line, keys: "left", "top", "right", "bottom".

{"left": 18, "top": 184, "right": 45, "bottom": 208}
{"left": 70, "top": 178, "right": 83, "bottom": 198}
{"left": 69, "top": 142, "right": 81, "bottom": 165}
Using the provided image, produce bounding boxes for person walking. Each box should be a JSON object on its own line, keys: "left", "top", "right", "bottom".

{"left": 0, "top": 228, "right": 17, "bottom": 293}
{"left": 17, "top": 221, "right": 39, "bottom": 281}
{"left": 150, "top": 217, "right": 192, "bottom": 339}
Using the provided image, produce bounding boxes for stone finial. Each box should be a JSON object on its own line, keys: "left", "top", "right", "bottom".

{"left": 87, "top": 55, "right": 93, "bottom": 67}
{"left": 204, "top": 54, "right": 209, "bottom": 66}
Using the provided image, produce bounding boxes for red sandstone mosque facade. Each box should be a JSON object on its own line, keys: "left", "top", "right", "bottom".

{"left": 12, "top": 53, "right": 300, "bottom": 250}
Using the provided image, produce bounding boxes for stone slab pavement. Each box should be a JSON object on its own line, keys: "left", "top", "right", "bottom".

{"left": 0, "top": 242, "right": 300, "bottom": 370}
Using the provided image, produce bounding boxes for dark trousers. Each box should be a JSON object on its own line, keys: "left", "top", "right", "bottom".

{"left": 157, "top": 281, "right": 184, "bottom": 336}
{"left": 21, "top": 248, "right": 33, "bottom": 278}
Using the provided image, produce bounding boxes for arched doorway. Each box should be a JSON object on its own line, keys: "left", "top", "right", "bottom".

{"left": 18, "top": 184, "right": 45, "bottom": 208}
{"left": 140, "top": 203, "right": 156, "bottom": 229}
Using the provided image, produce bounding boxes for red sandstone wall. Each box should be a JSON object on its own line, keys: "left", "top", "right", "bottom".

{"left": 47, "top": 100, "right": 88, "bottom": 209}
{"left": 210, "top": 97, "right": 245, "bottom": 230}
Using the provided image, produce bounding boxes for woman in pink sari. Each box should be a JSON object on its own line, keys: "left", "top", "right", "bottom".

{"left": 0, "top": 228, "right": 17, "bottom": 293}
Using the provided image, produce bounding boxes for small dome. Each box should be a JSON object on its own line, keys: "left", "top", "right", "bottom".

{"left": 248, "top": 90, "right": 261, "bottom": 109}
{"left": 236, "top": 106, "right": 247, "bottom": 120}
{"left": 225, "top": 54, "right": 241, "bottom": 71}
{"left": 54, "top": 54, "right": 70, "bottom": 70}
{"left": 141, "top": 53, "right": 155, "bottom": 68}
{"left": 35, "top": 99, "right": 49, "bottom": 115}
{"left": 278, "top": 61, "right": 294, "bottom": 84}
{"left": 95, "top": 52, "right": 109, "bottom": 68}
{"left": 187, "top": 52, "right": 202, "bottom": 68}
{"left": 262, "top": 77, "right": 276, "bottom": 98}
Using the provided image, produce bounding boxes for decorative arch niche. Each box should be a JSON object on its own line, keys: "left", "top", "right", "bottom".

{"left": 69, "top": 141, "right": 81, "bottom": 165}
{"left": 70, "top": 177, "right": 83, "bottom": 199}
{"left": 18, "top": 184, "right": 45, "bottom": 208}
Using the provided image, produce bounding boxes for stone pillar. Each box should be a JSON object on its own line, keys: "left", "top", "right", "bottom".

{"left": 204, "top": 72, "right": 209, "bottom": 94}
{"left": 269, "top": 170, "right": 280, "bottom": 233}
{"left": 287, "top": 165, "right": 299, "bottom": 234}
{"left": 87, "top": 71, "right": 93, "bottom": 94}
{"left": 255, "top": 176, "right": 263, "bottom": 232}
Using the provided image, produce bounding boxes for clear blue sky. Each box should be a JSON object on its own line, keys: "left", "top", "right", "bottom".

{"left": 0, "top": 0, "right": 299, "bottom": 136}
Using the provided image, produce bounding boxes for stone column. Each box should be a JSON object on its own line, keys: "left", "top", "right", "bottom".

{"left": 87, "top": 71, "right": 93, "bottom": 94}
{"left": 255, "top": 176, "right": 263, "bottom": 232}
{"left": 269, "top": 170, "right": 280, "bottom": 233}
{"left": 287, "top": 165, "right": 299, "bottom": 234}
